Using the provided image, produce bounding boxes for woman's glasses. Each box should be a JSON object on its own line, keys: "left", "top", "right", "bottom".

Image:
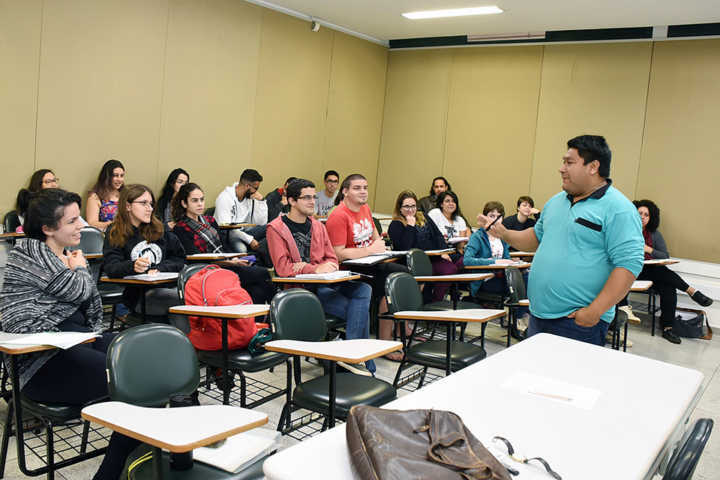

{"left": 492, "top": 436, "right": 561, "bottom": 479}
{"left": 400, "top": 204, "right": 417, "bottom": 210}
{"left": 132, "top": 201, "right": 154, "bottom": 209}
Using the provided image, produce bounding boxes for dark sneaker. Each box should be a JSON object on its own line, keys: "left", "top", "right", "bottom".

{"left": 662, "top": 329, "right": 682, "bottom": 344}
{"left": 692, "top": 291, "right": 713, "bottom": 307}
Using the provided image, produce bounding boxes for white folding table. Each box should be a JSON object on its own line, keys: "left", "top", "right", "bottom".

{"left": 263, "top": 333, "right": 703, "bottom": 480}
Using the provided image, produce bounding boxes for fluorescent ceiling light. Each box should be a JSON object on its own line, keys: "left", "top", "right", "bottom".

{"left": 402, "top": 6, "right": 503, "bottom": 20}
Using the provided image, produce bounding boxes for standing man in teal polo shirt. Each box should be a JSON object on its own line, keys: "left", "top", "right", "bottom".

{"left": 485, "top": 135, "right": 644, "bottom": 345}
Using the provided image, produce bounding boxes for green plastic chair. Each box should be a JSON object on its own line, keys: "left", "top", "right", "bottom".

{"left": 386, "top": 272, "right": 486, "bottom": 390}
{"left": 272, "top": 289, "right": 396, "bottom": 433}
{"left": 107, "top": 324, "right": 266, "bottom": 479}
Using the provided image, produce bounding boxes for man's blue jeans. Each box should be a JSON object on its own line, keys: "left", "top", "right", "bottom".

{"left": 527, "top": 314, "right": 609, "bottom": 346}
{"left": 316, "top": 281, "right": 375, "bottom": 373}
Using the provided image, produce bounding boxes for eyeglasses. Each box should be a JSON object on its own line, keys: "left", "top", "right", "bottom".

{"left": 492, "top": 436, "right": 561, "bottom": 479}
{"left": 132, "top": 201, "right": 154, "bottom": 209}
{"left": 43, "top": 178, "right": 58, "bottom": 184}
{"left": 298, "top": 195, "right": 318, "bottom": 202}
{"left": 400, "top": 204, "right": 417, "bottom": 210}
{"left": 326, "top": 179, "right": 339, "bottom": 184}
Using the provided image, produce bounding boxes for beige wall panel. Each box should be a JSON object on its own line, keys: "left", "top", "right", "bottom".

{"left": 638, "top": 39, "right": 720, "bottom": 262}
{"left": 35, "top": 0, "right": 168, "bottom": 204}
{"left": 251, "top": 10, "right": 333, "bottom": 195}
{"left": 530, "top": 42, "right": 652, "bottom": 208}
{"left": 444, "top": 46, "right": 543, "bottom": 222}
{"left": 323, "top": 32, "right": 387, "bottom": 208}
{"left": 158, "top": 0, "right": 261, "bottom": 206}
{"left": 0, "top": 0, "right": 41, "bottom": 215}
{"left": 375, "top": 50, "right": 452, "bottom": 213}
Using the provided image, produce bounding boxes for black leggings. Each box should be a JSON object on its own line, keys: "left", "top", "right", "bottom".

{"left": 23, "top": 316, "right": 140, "bottom": 480}
{"left": 630, "top": 265, "right": 690, "bottom": 329}
{"left": 225, "top": 264, "right": 273, "bottom": 304}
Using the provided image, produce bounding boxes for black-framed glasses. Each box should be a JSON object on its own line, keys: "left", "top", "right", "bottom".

{"left": 400, "top": 204, "right": 417, "bottom": 210}
{"left": 492, "top": 436, "right": 562, "bottom": 480}
{"left": 298, "top": 195, "right": 318, "bottom": 202}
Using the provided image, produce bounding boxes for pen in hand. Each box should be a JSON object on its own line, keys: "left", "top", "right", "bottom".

{"left": 485, "top": 216, "right": 501, "bottom": 232}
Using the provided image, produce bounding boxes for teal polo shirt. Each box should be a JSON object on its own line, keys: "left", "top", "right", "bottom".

{"left": 528, "top": 180, "right": 644, "bottom": 323}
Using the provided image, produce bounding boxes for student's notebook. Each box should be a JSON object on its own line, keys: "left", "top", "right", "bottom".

{"left": 193, "top": 428, "right": 280, "bottom": 473}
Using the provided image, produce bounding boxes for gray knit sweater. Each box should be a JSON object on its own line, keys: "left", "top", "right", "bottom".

{"left": 0, "top": 238, "right": 103, "bottom": 389}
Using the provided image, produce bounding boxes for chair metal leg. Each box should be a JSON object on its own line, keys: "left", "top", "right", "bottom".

{"left": 417, "top": 367, "right": 429, "bottom": 390}
{"left": 239, "top": 371, "right": 247, "bottom": 408}
{"left": 45, "top": 420, "right": 54, "bottom": 480}
{"left": 80, "top": 420, "right": 90, "bottom": 454}
{"left": 623, "top": 321, "right": 629, "bottom": 352}
{"left": 0, "top": 399, "right": 14, "bottom": 478}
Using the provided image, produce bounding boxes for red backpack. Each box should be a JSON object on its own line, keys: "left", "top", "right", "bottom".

{"left": 184, "top": 265, "right": 258, "bottom": 350}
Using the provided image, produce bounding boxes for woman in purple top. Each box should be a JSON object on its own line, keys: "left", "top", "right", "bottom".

{"left": 86, "top": 160, "right": 125, "bottom": 232}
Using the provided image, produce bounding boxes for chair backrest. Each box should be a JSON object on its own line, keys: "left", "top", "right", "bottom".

{"left": 663, "top": 418, "right": 714, "bottom": 480}
{"left": 3, "top": 211, "right": 21, "bottom": 233}
{"left": 385, "top": 272, "right": 423, "bottom": 313}
{"left": 106, "top": 324, "right": 200, "bottom": 407}
{"left": 505, "top": 267, "right": 526, "bottom": 303}
{"left": 406, "top": 249, "right": 433, "bottom": 276}
{"left": 204, "top": 206, "right": 215, "bottom": 217}
{"left": 271, "top": 288, "right": 327, "bottom": 341}
{"left": 69, "top": 226, "right": 104, "bottom": 254}
{"left": 177, "top": 263, "right": 210, "bottom": 302}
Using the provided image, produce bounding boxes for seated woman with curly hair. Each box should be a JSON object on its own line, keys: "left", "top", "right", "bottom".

{"left": 630, "top": 199, "right": 713, "bottom": 344}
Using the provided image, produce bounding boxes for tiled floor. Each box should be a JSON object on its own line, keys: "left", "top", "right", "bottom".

{"left": 1, "top": 317, "right": 719, "bottom": 479}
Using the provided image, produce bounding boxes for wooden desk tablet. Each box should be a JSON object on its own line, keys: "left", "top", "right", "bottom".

{"left": 465, "top": 262, "right": 531, "bottom": 270}
{"left": 101, "top": 273, "right": 179, "bottom": 285}
{"left": 510, "top": 251, "right": 535, "bottom": 258}
{"left": 394, "top": 308, "right": 505, "bottom": 324}
{"left": 84, "top": 253, "right": 103, "bottom": 260}
{"left": 217, "top": 223, "right": 257, "bottom": 230}
{"left": 82, "top": 402, "right": 267, "bottom": 453}
{"left": 0, "top": 333, "right": 97, "bottom": 355}
{"left": 0, "top": 232, "right": 25, "bottom": 240}
{"left": 264, "top": 339, "right": 402, "bottom": 363}
{"left": 168, "top": 304, "right": 270, "bottom": 318}
{"left": 424, "top": 248, "right": 456, "bottom": 256}
{"left": 631, "top": 280, "right": 653, "bottom": 292}
{"left": 271, "top": 274, "right": 361, "bottom": 284}
{"left": 263, "top": 333, "right": 704, "bottom": 480}
{"left": 413, "top": 273, "right": 492, "bottom": 283}
{"left": 185, "top": 252, "right": 245, "bottom": 261}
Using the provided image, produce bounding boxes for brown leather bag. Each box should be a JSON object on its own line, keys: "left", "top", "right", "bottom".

{"left": 346, "top": 405, "right": 511, "bottom": 480}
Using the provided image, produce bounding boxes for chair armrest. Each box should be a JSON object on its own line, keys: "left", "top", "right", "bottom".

{"left": 264, "top": 339, "right": 402, "bottom": 363}
{"left": 81, "top": 402, "right": 267, "bottom": 453}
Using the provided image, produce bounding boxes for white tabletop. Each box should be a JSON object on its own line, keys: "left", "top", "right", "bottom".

{"left": 394, "top": 308, "right": 506, "bottom": 323}
{"left": 413, "top": 273, "right": 493, "bottom": 282}
{"left": 168, "top": 304, "right": 269, "bottom": 318}
{"left": 631, "top": 280, "right": 653, "bottom": 291}
{"left": 82, "top": 402, "right": 267, "bottom": 452}
{"left": 263, "top": 333, "right": 703, "bottom": 480}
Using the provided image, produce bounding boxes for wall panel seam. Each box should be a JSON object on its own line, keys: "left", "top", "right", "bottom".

{"left": 33, "top": 0, "right": 46, "bottom": 170}
{"left": 154, "top": 0, "right": 172, "bottom": 190}
{"left": 527, "top": 45, "right": 545, "bottom": 196}
{"left": 372, "top": 50, "right": 391, "bottom": 210}
{"left": 634, "top": 41, "right": 656, "bottom": 199}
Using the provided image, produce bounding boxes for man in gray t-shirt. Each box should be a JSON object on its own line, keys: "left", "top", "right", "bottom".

{"left": 315, "top": 169, "right": 339, "bottom": 217}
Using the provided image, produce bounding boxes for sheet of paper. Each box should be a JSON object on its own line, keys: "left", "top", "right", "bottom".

{"left": 447, "top": 237, "right": 469, "bottom": 245}
{"left": 342, "top": 255, "right": 391, "bottom": 266}
{"left": 502, "top": 372, "right": 601, "bottom": 410}
{"left": 186, "top": 253, "right": 240, "bottom": 259}
{"left": 424, "top": 248, "right": 455, "bottom": 255}
{"left": 295, "top": 270, "right": 353, "bottom": 280}
{"left": 124, "top": 272, "right": 179, "bottom": 281}
{"left": 193, "top": 428, "right": 280, "bottom": 473}
{"left": 0, "top": 331, "right": 99, "bottom": 350}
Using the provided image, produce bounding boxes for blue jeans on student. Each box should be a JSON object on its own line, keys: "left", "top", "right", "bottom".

{"left": 316, "top": 281, "right": 375, "bottom": 373}
{"left": 229, "top": 225, "right": 267, "bottom": 252}
{"left": 527, "top": 314, "right": 610, "bottom": 346}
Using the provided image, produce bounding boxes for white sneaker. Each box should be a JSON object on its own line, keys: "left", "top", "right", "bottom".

{"left": 619, "top": 305, "right": 641, "bottom": 324}
{"left": 337, "top": 361, "right": 372, "bottom": 377}
{"left": 517, "top": 313, "right": 530, "bottom": 331}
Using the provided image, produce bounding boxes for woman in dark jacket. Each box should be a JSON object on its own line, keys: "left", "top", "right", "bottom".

{"left": 103, "top": 184, "right": 185, "bottom": 317}
{"left": 171, "top": 183, "right": 272, "bottom": 303}
{"left": 0, "top": 189, "right": 138, "bottom": 479}
{"left": 388, "top": 190, "right": 461, "bottom": 302}
{"left": 632, "top": 199, "right": 713, "bottom": 344}
{"left": 155, "top": 168, "right": 189, "bottom": 228}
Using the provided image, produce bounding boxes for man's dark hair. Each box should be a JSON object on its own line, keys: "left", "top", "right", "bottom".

{"left": 429, "top": 176, "right": 451, "bottom": 196}
{"left": 483, "top": 201, "right": 505, "bottom": 218}
{"left": 633, "top": 199, "right": 660, "bottom": 232}
{"left": 286, "top": 178, "right": 315, "bottom": 201}
{"left": 324, "top": 170, "right": 339, "bottom": 181}
{"left": 339, "top": 174, "right": 366, "bottom": 193}
{"left": 567, "top": 135, "right": 611, "bottom": 178}
{"left": 516, "top": 195, "right": 534, "bottom": 208}
{"left": 240, "top": 169, "right": 263, "bottom": 183}
{"left": 25, "top": 188, "right": 82, "bottom": 242}
{"left": 284, "top": 176, "right": 297, "bottom": 187}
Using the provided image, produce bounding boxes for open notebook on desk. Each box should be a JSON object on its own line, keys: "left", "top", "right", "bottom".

{"left": 295, "top": 270, "right": 354, "bottom": 280}
{"left": 124, "top": 272, "right": 179, "bottom": 281}
{"left": 0, "top": 332, "right": 99, "bottom": 350}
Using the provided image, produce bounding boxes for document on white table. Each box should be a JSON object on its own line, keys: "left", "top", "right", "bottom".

{"left": 295, "top": 270, "right": 354, "bottom": 280}
{"left": 0, "top": 331, "right": 100, "bottom": 350}
{"left": 342, "top": 254, "right": 394, "bottom": 266}
{"left": 194, "top": 428, "right": 280, "bottom": 473}
{"left": 502, "top": 372, "right": 601, "bottom": 410}
{"left": 447, "top": 237, "right": 469, "bottom": 245}
{"left": 124, "top": 272, "right": 179, "bottom": 281}
{"left": 186, "top": 253, "right": 242, "bottom": 259}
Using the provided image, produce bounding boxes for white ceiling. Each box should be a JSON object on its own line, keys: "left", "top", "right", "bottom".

{"left": 254, "top": 0, "right": 720, "bottom": 44}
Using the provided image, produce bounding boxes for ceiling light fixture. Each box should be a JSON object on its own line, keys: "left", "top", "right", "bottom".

{"left": 402, "top": 6, "right": 503, "bottom": 20}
